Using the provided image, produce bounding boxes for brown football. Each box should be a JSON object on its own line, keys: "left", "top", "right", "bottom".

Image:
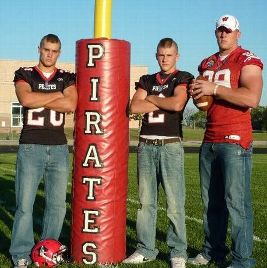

{"left": 193, "top": 75, "right": 213, "bottom": 111}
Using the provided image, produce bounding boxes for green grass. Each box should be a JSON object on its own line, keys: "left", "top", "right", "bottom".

{"left": 129, "top": 127, "right": 267, "bottom": 142}
{"left": 253, "top": 131, "right": 267, "bottom": 142}
{"left": 0, "top": 153, "right": 266, "bottom": 267}
{"left": 0, "top": 127, "right": 266, "bottom": 143}
{"left": 129, "top": 127, "right": 205, "bottom": 141}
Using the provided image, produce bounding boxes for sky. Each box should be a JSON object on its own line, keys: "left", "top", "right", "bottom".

{"left": 0, "top": 0, "right": 266, "bottom": 105}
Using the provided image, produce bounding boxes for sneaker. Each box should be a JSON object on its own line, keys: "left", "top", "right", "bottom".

{"left": 14, "top": 259, "right": 29, "bottom": 268}
{"left": 122, "top": 251, "right": 152, "bottom": 264}
{"left": 187, "top": 253, "right": 209, "bottom": 265}
{"left": 171, "top": 257, "right": 186, "bottom": 268}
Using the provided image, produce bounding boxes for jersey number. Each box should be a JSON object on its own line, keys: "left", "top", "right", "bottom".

{"left": 203, "top": 69, "right": 231, "bottom": 87}
{"left": 148, "top": 93, "right": 165, "bottom": 123}
{"left": 27, "top": 108, "right": 63, "bottom": 126}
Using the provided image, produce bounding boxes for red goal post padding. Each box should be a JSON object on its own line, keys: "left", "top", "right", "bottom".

{"left": 71, "top": 38, "right": 130, "bottom": 265}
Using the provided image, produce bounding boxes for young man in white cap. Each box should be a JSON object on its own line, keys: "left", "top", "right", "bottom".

{"left": 188, "top": 15, "right": 263, "bottom": 268}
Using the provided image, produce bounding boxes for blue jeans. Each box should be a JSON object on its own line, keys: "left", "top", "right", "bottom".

{"left": 200, "top": 142, "right": 255, "bottom": 268}
{"left": 135, "top": 141, "right": 187, "bottom": 260}
{"left": 9, "top": 144, "right": 69, "bottom": 264}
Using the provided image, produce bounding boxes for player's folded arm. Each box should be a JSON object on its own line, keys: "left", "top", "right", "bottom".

{"left": 44, "top": 84, "right": 78, "bottom": 113}
{"left": 15, "top": 80, "right": 63, "bottom": 108}
{"left": 146, "top": 85, "right": 188, "bottom": 112}
{"left": 130, "top": 87, "right": 159, "bottom": 114}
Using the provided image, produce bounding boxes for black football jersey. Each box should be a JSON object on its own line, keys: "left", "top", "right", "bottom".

{"left": 136, "top": 70, "right": 194, "bottom": 137}
{"left": 14, "top": 66, "right": 76, "bottom": 145}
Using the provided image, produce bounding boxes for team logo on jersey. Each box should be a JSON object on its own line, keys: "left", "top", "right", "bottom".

{"left": 242, "top": 52, "right": 261, "bottom": 62}
{"left": 207, "top": 60, "right": 215, "bottom": 68}
{"left": 152, "top": 84, "right": 168, "bottom": 93}
{"left": 38, "top": 83, "right": 57, "bottom": 90}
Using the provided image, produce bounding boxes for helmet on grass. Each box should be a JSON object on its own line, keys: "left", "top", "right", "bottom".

{"left": 31, "top": 239, "right": 67, "bottom": 267}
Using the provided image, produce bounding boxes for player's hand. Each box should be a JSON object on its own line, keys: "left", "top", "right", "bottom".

{"left": 189, "top": 79, "right": 216, "bottom": 100}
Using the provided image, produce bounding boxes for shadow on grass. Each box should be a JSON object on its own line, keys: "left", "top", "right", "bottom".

{"left": 1, "top": 175, "right": 201, "bottom": 266}
{"left": 125, "top": 217, "right": 199, "bottom": 264}
{"left": 0, "top": 174, "right": 72, "bottom": 263}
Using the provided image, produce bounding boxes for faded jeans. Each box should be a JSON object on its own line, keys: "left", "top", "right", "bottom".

{"left": 200, "top": 142, "right": 255, "bottom": 268}
{"left": 135, "top": 141, "right": 187, "bottom": 260}
{"left": 9, "top": 144, "right": 69, "bottom": 264}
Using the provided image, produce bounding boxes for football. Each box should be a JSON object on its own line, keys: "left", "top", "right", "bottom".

{"left": 193, "top": 75, "right": 213, "bottom": 111}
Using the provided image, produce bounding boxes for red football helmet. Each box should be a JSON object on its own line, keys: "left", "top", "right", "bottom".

{"left": 31, "top": 239, "right": 67, "bottom": 267}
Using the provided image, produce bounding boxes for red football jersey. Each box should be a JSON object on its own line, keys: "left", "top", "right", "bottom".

{"left": 198, "top": 46, "right": 263, "bottom": 149}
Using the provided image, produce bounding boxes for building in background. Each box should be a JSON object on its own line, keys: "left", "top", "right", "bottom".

{"left": 0, "top": 60, "right": 147, "bottom": 134}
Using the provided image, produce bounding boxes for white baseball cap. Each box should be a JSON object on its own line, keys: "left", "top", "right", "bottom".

{"left": 216, "top": 15, "right": 240, "bottom": 32}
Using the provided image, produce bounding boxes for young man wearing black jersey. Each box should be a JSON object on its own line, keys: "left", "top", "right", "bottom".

{"left": 123, "top": 38, "right": 193, "bottom": 268}
{"left": 9, "top": 34, "right": 77, "bottom": 268}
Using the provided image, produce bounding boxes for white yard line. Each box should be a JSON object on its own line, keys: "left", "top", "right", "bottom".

{"left": 127, "top": 198, "right": 267, "bottom": 244}
{"left": 0, "top": 166, "right": 266, "bottom": 244}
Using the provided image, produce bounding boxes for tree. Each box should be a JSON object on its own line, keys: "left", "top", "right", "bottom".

{"left": 190, "top": 110, "right": 207, "bottom": 129}
{"left": 251, "top": 106, "right": 267, "bottom": 130}
{"left": 183, "top": 106, "right": 197, "bottom": 127}
{"left": 129, "top": 113, "right": 143, "bottom": 130}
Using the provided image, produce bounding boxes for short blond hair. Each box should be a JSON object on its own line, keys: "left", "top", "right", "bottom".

{"left": 157, "top": 38, "right": 178, "bottom": 53}
{"left": 40, "top": 34, "right": 61, "bottom": 49}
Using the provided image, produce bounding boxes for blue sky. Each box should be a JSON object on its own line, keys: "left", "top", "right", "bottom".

{"left": 1, "top": 0, "right": 266, "bottom": 105}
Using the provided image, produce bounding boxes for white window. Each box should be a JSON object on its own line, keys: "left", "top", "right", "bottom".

{"left": 11, "top": 102, "right": 23, "bottom": 127}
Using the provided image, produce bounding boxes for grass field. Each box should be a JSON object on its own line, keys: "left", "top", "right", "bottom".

{"left": 129, "top": 127, "right": 267, "bottom": 142}
{"left": 0, "top": 153, "right": 266, "bottom": 267}
{"left": 1, "top": 127, "right": 266, "bottom": 143}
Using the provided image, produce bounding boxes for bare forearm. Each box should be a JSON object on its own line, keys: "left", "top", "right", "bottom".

{"left": 146, "top": 95, "right": 186, "bottom": 112}
{"left": 45, "top": 97, "right": 77, "bottom": 113}
{"left": 215, "top": 85, "right": 262, "bottom": 108}
{"left": 44, "top": 85, "right": 77, "bottom": 112}
{"left": 190, "top": 78, "right": 262, "bottom": 109}
{"left": 130, "top": 99, "right": 159, "bottom": 114}
{"left": 17, "top": 90, "right": 64, "bottom": 108}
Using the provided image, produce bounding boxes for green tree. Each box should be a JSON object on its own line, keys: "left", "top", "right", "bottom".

{"left": 262, "top": 107, "right": 267, "bottom": 130}
{"left": 129, "top": 113, "right": 143, "bottom": 130}
{"left": 183, "top": 107, "right": 197, "bottom": 127}
{"left": 190, "top": 110, "right": 207, "bottom": 129}
{"left": 251, "top": 106, "right": 267, "bottom": 130}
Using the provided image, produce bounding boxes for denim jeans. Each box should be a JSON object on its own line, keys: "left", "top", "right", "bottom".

{"left": 9, "top": 144, "right": 69, "bottom": 264}
{"left": 135, "top": 141, "right": 187, "bottom": 260}
{"left": 200, "top": 142, "right": 255, "bottom": 268}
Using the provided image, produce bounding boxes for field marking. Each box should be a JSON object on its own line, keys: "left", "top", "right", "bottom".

{"left": 0, "top": 166, "right": 266, "bottom": 245}
{"left": 127, "top": 198, "right": 267, "bottom": 244}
